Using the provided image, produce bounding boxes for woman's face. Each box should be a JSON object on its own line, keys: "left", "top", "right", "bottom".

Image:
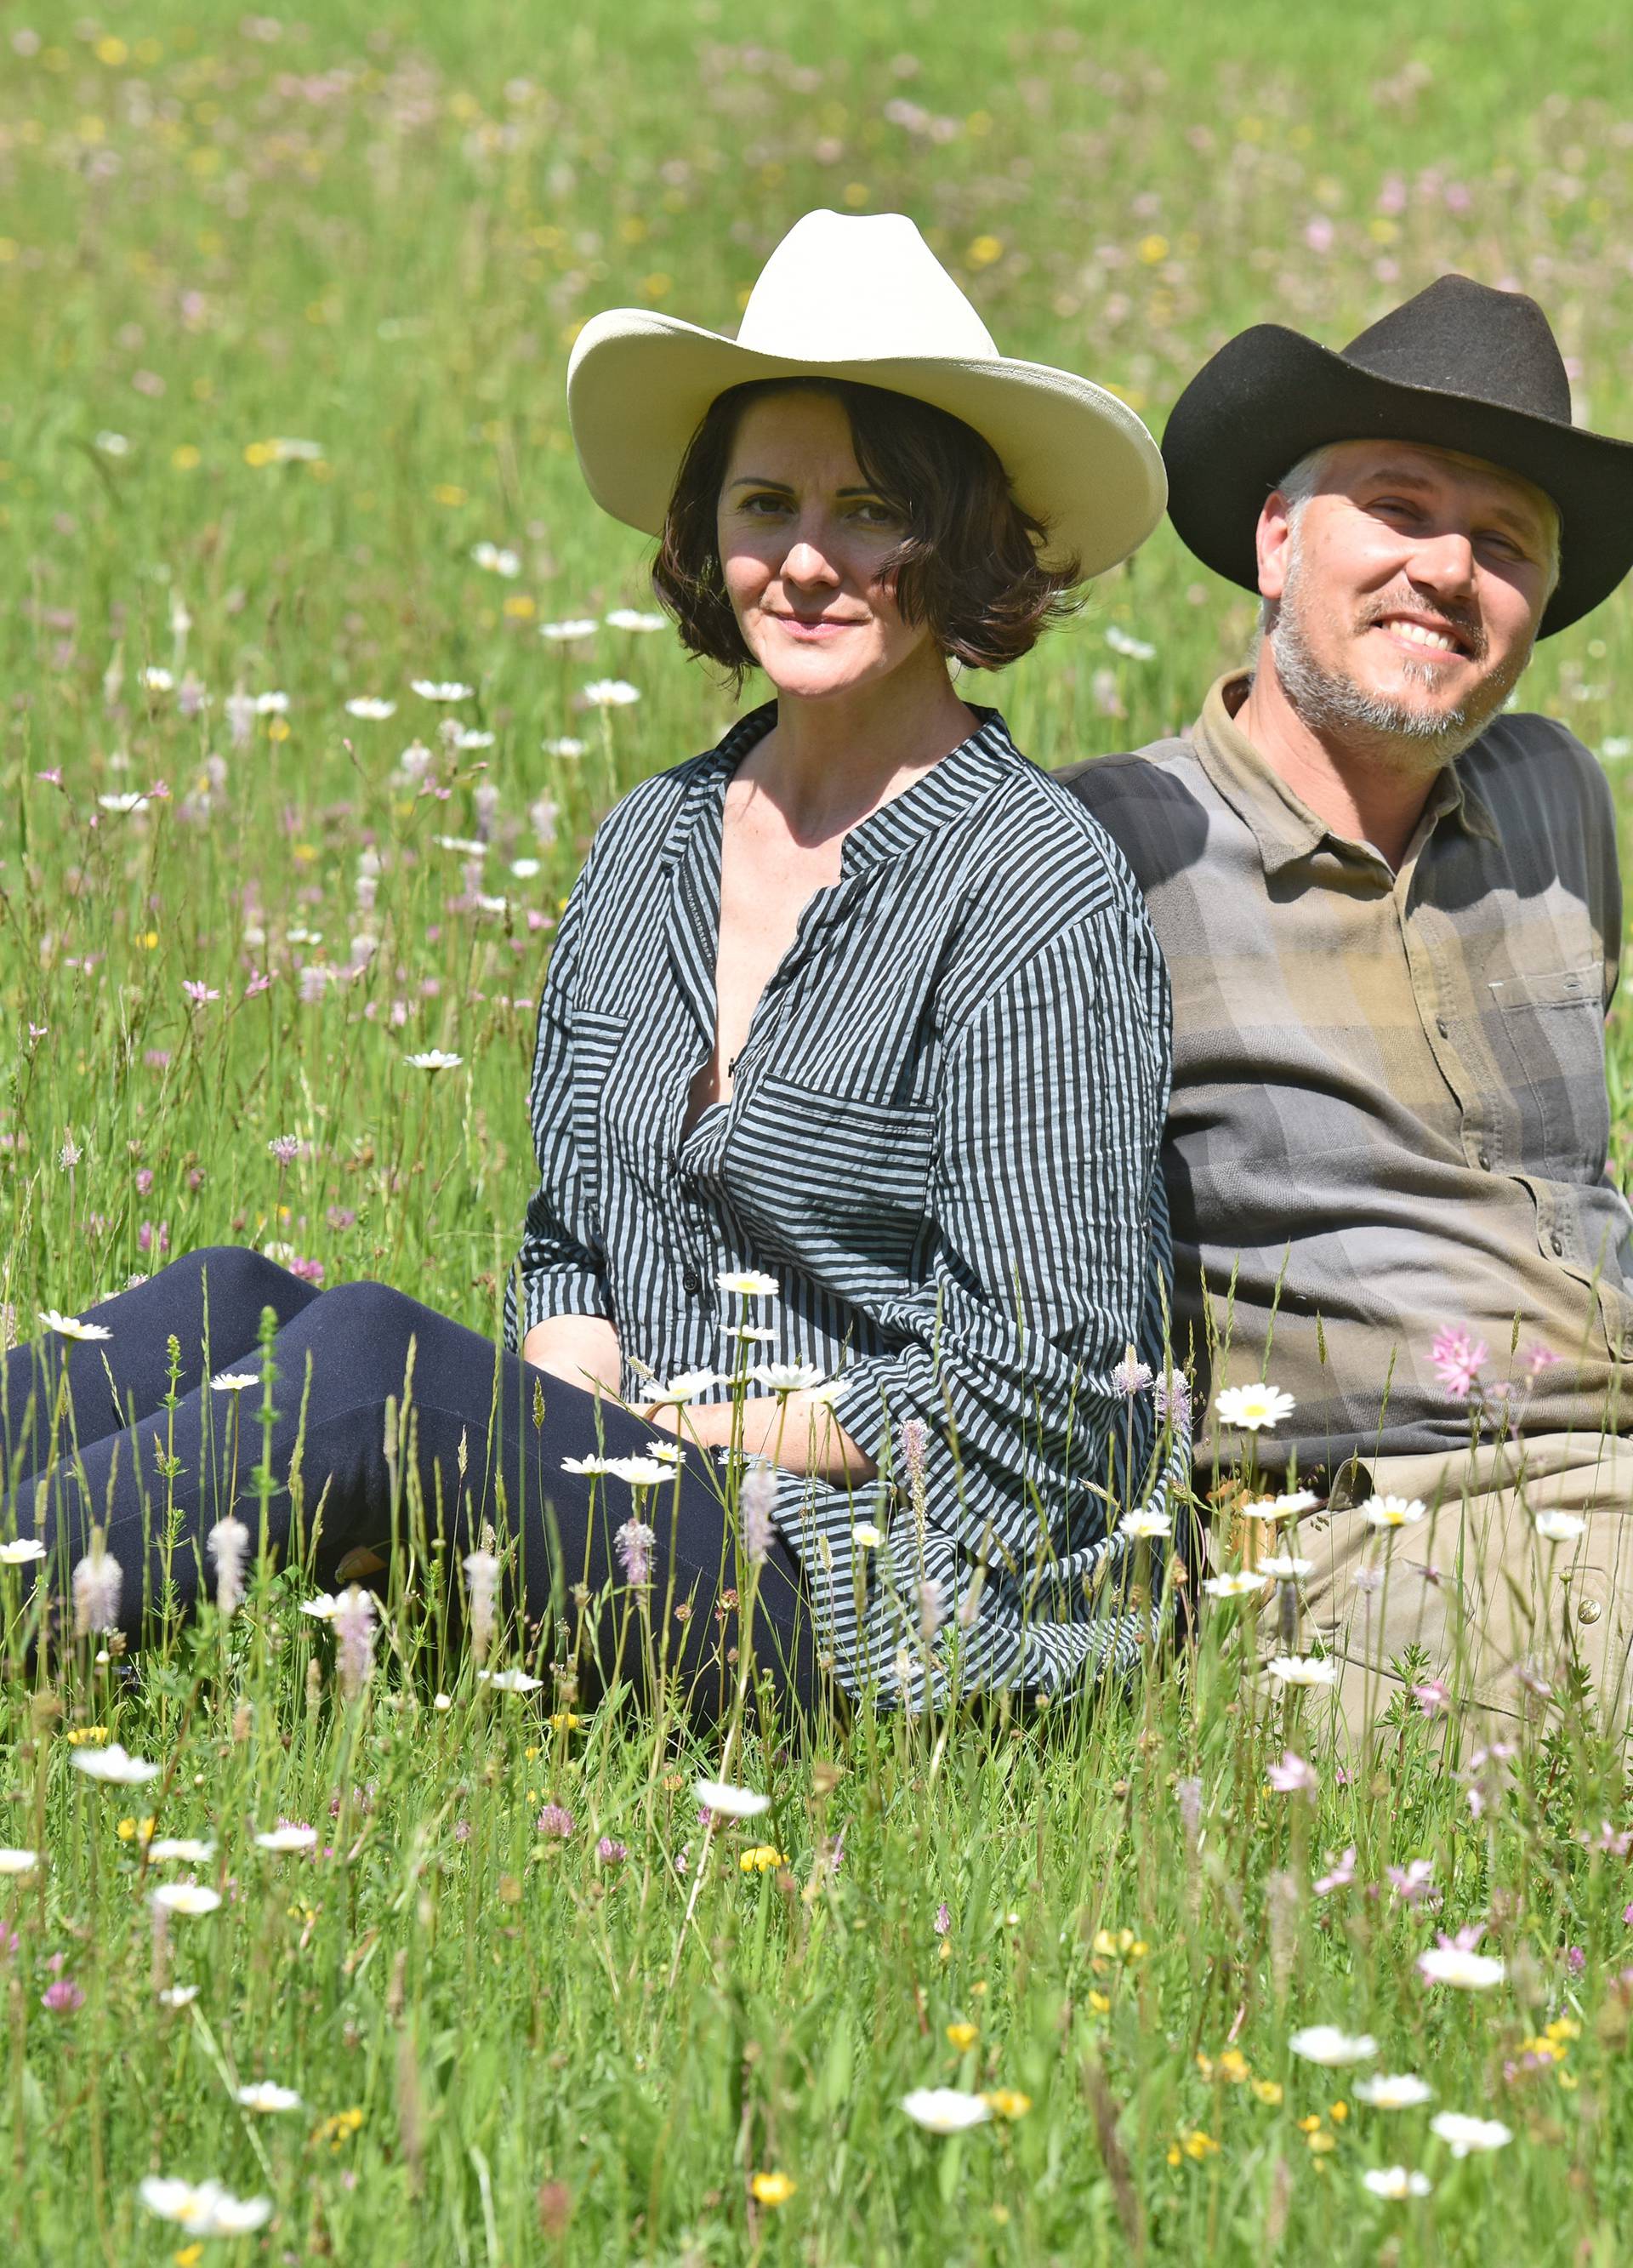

{"left": 716, "top": 390, "right": 936, "bottom": 702}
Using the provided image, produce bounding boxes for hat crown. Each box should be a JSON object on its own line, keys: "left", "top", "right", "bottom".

{"left": 735, "top": 210, "right": 999, "bottom": 366}
{"left": 1341, "top": 272, "right": 1573, "bottom": 425}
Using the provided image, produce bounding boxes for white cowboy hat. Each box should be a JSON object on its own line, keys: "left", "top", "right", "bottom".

{"left": 566, "top": 209, "right": 1165, "bottom": 578}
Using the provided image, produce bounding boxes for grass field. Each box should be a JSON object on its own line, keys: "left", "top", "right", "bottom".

{"left": 3, "top": 4, "right": 1633, "bottom": 2260}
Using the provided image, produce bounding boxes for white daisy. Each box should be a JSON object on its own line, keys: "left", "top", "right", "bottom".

{"left": 138, "top": 2176, "right": 271, "bottom": 2236}
{"left": 411, "top": 680, "right": 475, "bottom": 702}
{"left": 1214, "top": 1382, "right": 1296, "bottom": 1432}
{"left": 901, "top": 2086, "right": 992, "bottom": 2134}
{"left": 236, "top": 2081, "right": 302, "bottom": 2113}
{"left": 299, "top": 1593, "right": 342, "bottom": 1621}
{"left": 1267, "top": 1655, "right": 1337, "bottom": 1688}
{"left": 542, "top": 736, "right": 587, "bottom": 758}
{"left": 96, "top": 791, "right": 149, "bottom": 813}
{"left": 147, "top": 1838, "right": 216, "bottom": 1865}
{"left": 750, "top": 1361, "right": 827, "bottom": 1395}
{"left": 344, "top": 696, "right": 396, "bottom": 720}
{"left": 157, "top": 1984, "right": 200, "bottom": 2008}
{"left": 253, "top": 1825, "right": 318, "bottom": 1854}
{"left": 1363, "top": 2166, "right": 1431, "bottom": 2199}
{"left": 1429, "top": 2111, "right": 1511, "bottom": 2156}
{"left": 0, "top": 1537, "right": 47, "bottom": 1565}
{"left": 717, "top": 1268, "right": 780, "bottom": 1300}
{"left": 1118, "top": 1507, "right": 1173, "bottom": 1541}
{"left": 1289, "top": 2024, "right": 1378, "bottom": 2066}
{"left": 210, "top": 1371, "right": 259, "bottom": 1394}
{"left": 71, "top": 1742, "right": 160, "bottom": 1785}
{"left": 693, "top": 1777, "right": 771, "bottom": 1820}
{"left": 1104, "top": 625, "right": 1157, "bottom": 660}
{"left": 1239, "top": 1489, "right": 1319, "bottom": 1522}
{"left": 139, "top": 666, "right": 175, "bottom": 692}
{"left": 1201, "top": 1569, "right": 1270, "bottom": 1598}
{"left": 0, "top": 1848, "right": 39, "bottom": 1875}
{"left": 1417, "top": 1945, "right": 1505, "bottom": 1990}
{"left": 578, "top": 678, "right": 641, "bottom": 708}
{"left": 1354, "top": 2073, "right": 1433, "bottom": 2109}
{"left": 150, "top": 1883, "right": 222, "bottom": 1917}
{"left": 404, "top": 1050, "right": 463, "bottom": 1073}
{"left": 1258, "top": 1553, "right": 1316, "bottom": 1581}
{"left": 538, "top": 618, "right": 599, "bottom": 642}
{"left": 852, "top": 1523, "right": 884, "bottom": 1549}
{"left": 477, "top": 1667, "right": 543, "bottom": 1693}
{"left": 37, "top": 1308, "right": 113, "bottom": 1342}
{"left": 1533, "top": 1508, "right": 1585, "bottom": 1544}
{"left": 604, "top": 608, "right": 666, "bottom": 631}
{"left": 1362, "top": 1495, "right": 1427, "bottom": 1530}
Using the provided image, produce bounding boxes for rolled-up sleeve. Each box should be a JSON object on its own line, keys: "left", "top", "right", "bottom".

{"left": 504, "top": 878, "right": 615, "bottom": 1348}
{"left": 826, "top": 898, "right": 1175, "bottom": 1563}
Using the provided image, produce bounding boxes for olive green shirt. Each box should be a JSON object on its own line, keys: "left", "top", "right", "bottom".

{"left": 1064, "top": 672, "right": 1633, "bottom": 1475}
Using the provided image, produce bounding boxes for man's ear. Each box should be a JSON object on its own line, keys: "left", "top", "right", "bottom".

{"left": 1255, "top": 492, "right": 1296, "bottom": 608}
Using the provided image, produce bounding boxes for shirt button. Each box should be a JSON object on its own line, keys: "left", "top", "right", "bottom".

{"left": 1550, "top": 1232, "right": 1565, "bottom": 1257}
{"left": 681, "top": 1267, "right": 702, "bottom": 1296}
{"left": 1436, "top": 1017, "right": 1449, "bottom": 1039}
{"left": 1477, "top": 1149, "right": 1491, "bottom": 1171}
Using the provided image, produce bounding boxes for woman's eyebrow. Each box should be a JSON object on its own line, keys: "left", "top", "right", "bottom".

{"left": 727, "top": 476, "right": 882, "bottom": 497}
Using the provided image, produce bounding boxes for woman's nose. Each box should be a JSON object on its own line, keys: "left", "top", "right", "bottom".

{"left": 780, "top": 531, "right": 842, "bottom": 589}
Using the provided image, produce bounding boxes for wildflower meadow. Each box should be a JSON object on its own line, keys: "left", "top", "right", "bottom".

{"left": 3, "top": 4, "right": 1633, "bottom": 2261}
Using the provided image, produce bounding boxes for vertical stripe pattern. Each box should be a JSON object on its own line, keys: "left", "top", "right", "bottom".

{"left": 508, "top": 702, "right": 1184, "bottom": 1704}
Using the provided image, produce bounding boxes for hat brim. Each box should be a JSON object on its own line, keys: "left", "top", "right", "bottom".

{"left": 566, "top": 309, "right": 1167, "bottom": 580}
{"left": 1163, "top": 325, "right": 1633, "bottom": 636}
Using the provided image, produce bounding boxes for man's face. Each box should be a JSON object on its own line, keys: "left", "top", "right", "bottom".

{"left": 1257, "top": 440, "right": 1558, "bottom": 765}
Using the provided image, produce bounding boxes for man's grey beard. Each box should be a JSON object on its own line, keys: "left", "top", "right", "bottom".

{"left": 1267, "top": 545, "right": 1532, "bottom": 768}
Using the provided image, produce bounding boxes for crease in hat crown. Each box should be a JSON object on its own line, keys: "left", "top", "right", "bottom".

{"left": 733, "top": 211, "right": 999, "bottom": 364}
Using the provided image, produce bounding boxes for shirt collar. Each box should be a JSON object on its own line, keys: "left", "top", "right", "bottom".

{"left": 661, "top": 698, "right": 1017, "bottom": 875}
{"left": 1192, "top": 671, "right": 1500, "bottom": 877}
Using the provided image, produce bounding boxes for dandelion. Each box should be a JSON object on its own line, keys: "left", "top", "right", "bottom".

{"left": 1363, "top": 2167, "right": 1432, "bottom": 2200}
{"left": 1362, "top": 1495, "right": 1427, "bottom": 1530}
{"left": 37, "top": 1308, "right": 112, "bottom": 1342}
{"left": 404, "top": 1049, "right": 463, "bottom": 1072}
{"left": 605, "top": 607, "right": 666, "bottom": 631}
{"left": 1266, "top": 1751, "right": 1319, "bottom": 1796}
{"left": 0, "top": 1538, "right": 46, "bottom": 1565}
{"left": 578, "top": 678, "right": 641, "bottom": 708}
{"left": 411, "top": 680, "right": 475, "bottom": 701}
{"left": 344, "top": 696, "right": 396, "bottom": 719}
{"left": 138, "top": 2178, "right": 272, "bottom": 2237}
{"left": 71, "top": 1536, "right": 122, "bottom": 1638}
{"left": 1119, "top": 1506, "right": 1173, "bottom": 1541}
{"left": 1418, "top": 1945, "right": 1505, "bottom": 1989}
{"left": 902, "top": 2087, "right": 992, "bottom": 2134}
{"left": 1290, "top": 2026, "right": 1378, "bottom": 2066}
{"left": 717, "top": 1268, "right": 779, "bottom": 1300}
{"left": 0, "top": 1849, "right": 39, "bottom": 1875}
{"left": 1430, "top": 2111, "right": 1511, "bottom": 2156}
{"left": 151, "top": 1883, "right": 222, "bottom": 1918}
{"left": 237, "top": 2082, "right": 302, "bottom": 2112}
{"left": 536, "top": 1803, "right": 575, "bottom": 1838}
{"left": 615, "top": 1519, "right": 656, "bottom": 1586}
{"left": 538, "top": 618, "right": 599, "bottom": 642}
{"left": 1215, "top": 1382, "right": 1295, "bottom": 1432}
{"left": 205, "top": 1517, "right": 250, "bottom": 1617}
{"left": 253, "top": 1825, "right": 318, "bottom": 1854}
{"left": 463, "top": 1547, "right": 500, "bottom": 1661}
{"left": 1429, "top": 1325, "right": 1488, "bottom": 1399}
{"left": 1355, "top": 2073, "right": 1433, "bottom": 2109}
{"left": 332, "top": 1586, "right": 377, "bottom": 1699}
{"left": 71, "top": 1742, "right": 159, "bottom": 1786}
{"left": 1533, "top": 1508, "right": 1585, "bottom": 1544}
{"left": 1267, "top": 1655, "right": 1336, "bottom": 1688}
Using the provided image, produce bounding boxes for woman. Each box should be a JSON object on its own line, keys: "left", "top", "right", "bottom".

{"left": 3, "top": 212, "right": 1181, "bottom": 1723}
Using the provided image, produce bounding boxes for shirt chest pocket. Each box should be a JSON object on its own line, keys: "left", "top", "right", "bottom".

{"left": 727, "top": 1072, "right": 939, "bottom": 1287}
{"left": 1487, "top": 964, "right": 1608, "bottom": 1181}
{"left": 567, "top": 1008, "right": 629, "bottom": 1207}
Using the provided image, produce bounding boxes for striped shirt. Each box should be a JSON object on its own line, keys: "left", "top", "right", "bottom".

{"left": 1064, "top": 671, "right": 1633, "bottom": 1479}
{"left": 508, "top": 701, "right": 1184, "bottom": 1703}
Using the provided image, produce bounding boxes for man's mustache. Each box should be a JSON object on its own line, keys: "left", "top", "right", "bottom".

{"left": 1355, "top": 584, "right": 1488, "bottom": 662}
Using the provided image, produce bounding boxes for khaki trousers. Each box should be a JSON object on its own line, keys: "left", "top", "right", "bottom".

{"left": 1250, "top": 1433, "right": 1633, "bottom": 1742}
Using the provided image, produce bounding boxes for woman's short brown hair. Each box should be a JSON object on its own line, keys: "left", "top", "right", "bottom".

{"left": 651, "top": 377, "right": 1082, "bottom": 677}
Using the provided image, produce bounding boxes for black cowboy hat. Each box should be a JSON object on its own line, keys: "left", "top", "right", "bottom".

{"left": 1162, "top": 272, "right": 1633, "bottom": 637}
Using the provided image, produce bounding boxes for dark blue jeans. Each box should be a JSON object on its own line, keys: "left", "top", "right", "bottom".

{"left": 3, "top": 1247, "right": 818, "bottom": 1725}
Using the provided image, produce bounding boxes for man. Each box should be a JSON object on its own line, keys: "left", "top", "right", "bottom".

{"left": 1066, "top": 275, "right": 1633, "bottom": 1733}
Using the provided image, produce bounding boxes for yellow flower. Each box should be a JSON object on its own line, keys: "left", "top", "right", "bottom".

{"left": 1180, "top": 2129, "right": 1219, "bottom": 2159}
{"left": 1329, "top": 2100, "right": 1348, "bottom": 2123}
{"left": 1296, "top": 2115, "right": 1322, "bottom": 2134}
{"left": 750, "top": 2170, "right": 795, "bottom": 2206}
{"left": 1088, "top": 1990, "right": 1111, "bottom": 2015}
{"left": 549, "top": 1712, "right": 583, "bottom": 1732}
{"left": 1218, "top": 2049, "right": 1250, "bottom": 2084}
{"left": 243, "top": 441, "right": 276, "bottom": 468}
{"left": 1545, "top": 2015, "right": 1581, "bottom": 2043}
{"left": 174, "top": 2245, "right": 205, "bottom": 2268}
{"left": 739, "top": 1845, "right": 787, "bottom": 1874}
{"left": 312, "top": 2106, "right": 366, "bottom": 2149}
{"left": 1306, "top": 2129, "right": 1337, "bottom": 2156}
{"left": 945, "top": 2022, "right": 978, "bottom": 2052}
{"left": 1137, "top": 233, "right": 1170, "bottom": 264}
{"left": 267, "top": 717, "right": 291, "bottom": 744}
{"left": 66, "top": 1726, "right": 109, "bottom": 1746}
{"left": 504, "top": 594, "right": 537, "bottom": 620}
{"left": 171, "top": 445, "right": 201, "bottom": 471}
{"left": 1251, "top": 2079, "right": 1283, "bottom": 2106}
{"left": 432, "top": 483, "right": 467, "bottom": 507}
{"left": 116, "top": 1815, "right": 155, "bottom": 1843}
{"left": 966, "top": 235, "right": 1004, "bottom": 268}
{"left": 1092, "top": 1927, "right": 1149, "bottom": 1963}
{"left": 983, "top": 2088, "right": 1032, "bottom": 2122}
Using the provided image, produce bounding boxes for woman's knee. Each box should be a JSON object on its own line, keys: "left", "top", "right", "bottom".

{"left": 280, "top": 1279, "right": 458, "bottom": 1402}
{"left": 187, "top": 1245, "right": 313, "bottom": 1342}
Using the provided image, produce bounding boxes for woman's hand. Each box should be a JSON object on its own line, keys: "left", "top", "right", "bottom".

{"left": 521, "top": 1314, "right": 623, "bottom": 1397}
{"left": 643, "top": 1390, "right": 876, "bottom": 1487}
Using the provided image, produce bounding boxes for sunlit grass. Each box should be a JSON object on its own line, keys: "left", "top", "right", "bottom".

{"left": 3, "top": 3, "right": 1632, "bottom": 2260}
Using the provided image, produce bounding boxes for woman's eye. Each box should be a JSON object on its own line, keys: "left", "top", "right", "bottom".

{"left": 741, "top": 493, "right": 789, "bottom": 516}
{"left": 852, "top": 499, "right": 901, "bottom": 527}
